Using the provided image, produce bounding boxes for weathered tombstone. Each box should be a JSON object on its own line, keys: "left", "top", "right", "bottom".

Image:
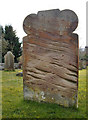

{"left": 18, "top": 55, "right": 23, "bottom": 69}
{"left": 79, "top": 59, "right": 86, "bottom": 70}
{"left": 23, "top": 9, "right": 79, "bottom": 107}
{"left": 4, "top": 51, "right": 14, "bottom": 71}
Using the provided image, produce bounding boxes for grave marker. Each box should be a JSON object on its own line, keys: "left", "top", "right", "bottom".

{"left": 23, "top": 9, "right": 79, "bottom": 107}
{"left": 4, "top": 51, "right": 14, "bottom": 71}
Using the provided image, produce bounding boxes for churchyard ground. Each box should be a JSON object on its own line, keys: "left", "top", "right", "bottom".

{"left": 1, "top": 68, "right": 87, "bottom": 118}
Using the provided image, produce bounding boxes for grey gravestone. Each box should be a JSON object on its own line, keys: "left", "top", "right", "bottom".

{"left": 4, "top": 51, "right": 15, "bottom": 70}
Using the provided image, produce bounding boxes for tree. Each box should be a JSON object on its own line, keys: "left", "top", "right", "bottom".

{"left": 2, "top": 38, "right": 9, "bottom": 62}
{"left": 0, "top": 25, "right": 8, "bottom": 62}
{"left": 4, "top": 25, "right": 22, "bottom": 62}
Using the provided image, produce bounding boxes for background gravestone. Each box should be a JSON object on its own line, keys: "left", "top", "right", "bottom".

{"left": 23, "top": 9, "right": 79, "bottom": 107}
{"left": 4, "top": 51, "right": 14, "bottom": 71}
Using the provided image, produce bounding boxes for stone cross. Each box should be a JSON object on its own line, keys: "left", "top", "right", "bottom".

{"left": 23, "top": 9, "right": 79, "bottom": 108}
{"left": 4, "top": 51, "right": 14, "bottom": 71}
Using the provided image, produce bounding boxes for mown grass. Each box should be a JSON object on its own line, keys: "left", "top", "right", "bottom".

{"left": 1, "top": 68, "right": 87, "bottom": 119}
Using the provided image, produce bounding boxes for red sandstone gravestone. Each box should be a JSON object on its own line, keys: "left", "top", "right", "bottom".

{"left": 23, "top": 9, "right": 79, "bottom": 107}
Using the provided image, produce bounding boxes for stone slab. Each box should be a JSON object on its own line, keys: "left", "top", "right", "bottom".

{"left": 23, "top": 9, "right": 79, "bottom": 107}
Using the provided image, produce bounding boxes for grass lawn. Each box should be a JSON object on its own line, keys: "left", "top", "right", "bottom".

{"left": 1, "top": 68, "right": 87, "bottom": 119}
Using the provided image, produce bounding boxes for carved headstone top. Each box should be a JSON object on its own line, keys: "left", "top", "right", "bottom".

{"left": 23, "top": 9, "right": 79, "bottom": 108}
{"left": 23, "top": 9, "right": 78, "bottom": 35}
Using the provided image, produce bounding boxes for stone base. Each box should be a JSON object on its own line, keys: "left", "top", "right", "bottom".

{"left": 23, "top": 84, "right": 78, "bottom": 108}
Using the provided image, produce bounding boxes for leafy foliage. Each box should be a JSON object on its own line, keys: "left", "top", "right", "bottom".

{"left": 0, "top": 26, "right": 8, "bottom": 62}
{"left": 2, "top": 39, "right": 8, "bottom": 59}
{"left": 79, "top": 47, "right": 88, "bottom": 69}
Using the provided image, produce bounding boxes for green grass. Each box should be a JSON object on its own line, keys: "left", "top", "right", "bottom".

{"left": 1, "top": 68, "right": 87, "bottom": 118}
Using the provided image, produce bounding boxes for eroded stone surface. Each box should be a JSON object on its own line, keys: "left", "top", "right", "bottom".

{"left": 23, "top": 9, "right": 79, "bottom": 107}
